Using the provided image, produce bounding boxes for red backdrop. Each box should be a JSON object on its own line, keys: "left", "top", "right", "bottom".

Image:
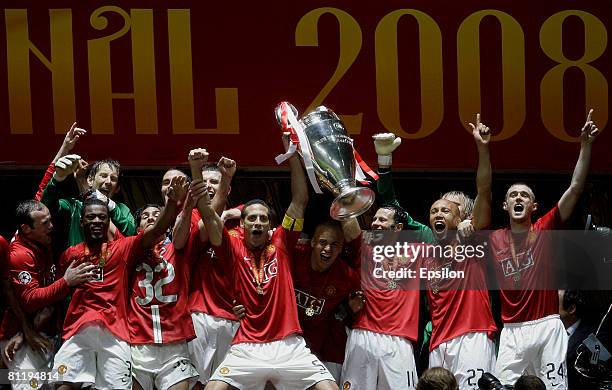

{"left": 0, "top": 1, "right": 609, "bottom": 171}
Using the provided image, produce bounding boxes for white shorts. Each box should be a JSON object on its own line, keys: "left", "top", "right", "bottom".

{"left": 210, "top": 335, "right": 335, "bottom": 390}
{"left": 188, "top": 312, "right": 239, "bottom": 384}
{"left": 0, "top": 335, "right": 54, "bottom": 390}
{"left": 131, "top": 342, "right": 199, "bottom": 390}
{"left": 429, "top": 332, "right": 496, "bottom": 390}
{"left": 51, "top": 324, "right": 132, "bottom": 390}
{"left": 322, "top": 361, "right": 342, "bottom": 384}
{"left": 495, "top": 315, "right": 568, "bottom": 390}
{"left": 341, "top": 329, "right": 418, "bottom": 390}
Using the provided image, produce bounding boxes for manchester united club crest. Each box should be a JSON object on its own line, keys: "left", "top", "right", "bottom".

{"left": 343, "top": 381, "right": 351, "bottom": 390}
{"left": 325, "top": 285, "right": 336, "bottom": 297}
{"left": 219, "top": 367, "right": 230, "bottom": 375}
{"left": 58, "top": 365, "right": 68, "bottom": 375}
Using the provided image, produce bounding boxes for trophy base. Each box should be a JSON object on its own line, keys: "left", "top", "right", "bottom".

{"left": 330, "top": 187, "right": 375, "bottom": 221}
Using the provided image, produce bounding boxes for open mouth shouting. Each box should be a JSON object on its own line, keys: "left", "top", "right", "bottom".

{"left": 433, "top": 221, "right": 447, "bottom": 233}
{"left": 251, "top": 229, "right": 264, "bottom": 238}
{"left": 320, "top": 252, "right": 332, "bottom": 262}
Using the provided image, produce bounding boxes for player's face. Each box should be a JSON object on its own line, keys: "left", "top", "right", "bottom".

{"left": 310, "top": 227, "right": 344, "bottom": 272}
{"left": 371, "top": 208, "right": 398, "bottom": 231}
{"left": 161, "top": 170, "right": 187, "bottom": 205}
{"left": 138, "top": 206, "right": 161, "bottom": 232}
{"left": 202, "top": 170, "right": 222, "bottom": 198}
{"left": 429, "top": 199, "right": 461, "bottom": 241}
{"left": 242, "top": 204, "right": 271, "bottom": 249}
{"left": 503, "top": 184, "right": 536, "bottom": 223}
{"left": 82, "top": 204, "right": 110, "bottom": 243}
{"left": 26, "top": 206, "right": 53, "bottom": 246}
{"left": 89, "top": 164, "right": 119, "bottom": 198}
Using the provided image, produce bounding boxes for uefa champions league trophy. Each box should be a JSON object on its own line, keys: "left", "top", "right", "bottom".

{"left": 275, "top": 102, "right": 375, "bottom": 221}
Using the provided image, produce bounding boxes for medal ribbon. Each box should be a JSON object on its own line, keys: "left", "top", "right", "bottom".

{"left": 353, "top": 148, "right": 379, "bottom": 183}
{"left": 83, "top": 242, "right": 109, "bottom": 265}
{"left": 248, "top": 248, "right": 268, "bottom": 293}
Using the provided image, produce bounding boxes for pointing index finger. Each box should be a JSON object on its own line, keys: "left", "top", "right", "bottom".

{"left": 587, "top": 109, "right": 593, "bottom": 123}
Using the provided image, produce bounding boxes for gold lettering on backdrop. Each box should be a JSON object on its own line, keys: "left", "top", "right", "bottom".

{"left": 167, "top": 9, "right": 239, "bottom": 134}
{"left": 295, "top": 8, "right": 363, "bottom": 134}
{"left": 540, "top": 11, "right": 607, "bottom": 141}
{"left": 457, "top": 10, "right": 525, "bottom": 141}
{"left": 88, "top": 6, "right": 158, "bottom": 134}
{"left": 5, "top": 9, "right": 76, "bottom": 134}
{"left": 375, "top": 9, "right": 443, "bottom": 139}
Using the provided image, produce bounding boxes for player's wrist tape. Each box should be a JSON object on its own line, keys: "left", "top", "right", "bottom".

{"left": 377, "top": 154, "right": 392, "bottom": 166}
{"left": 282, "top": 214, "right": 304, "bottom": 231}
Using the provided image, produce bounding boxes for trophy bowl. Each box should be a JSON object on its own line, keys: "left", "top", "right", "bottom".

{"left": 297, "top": 106, "right": 375, "bottom": 220}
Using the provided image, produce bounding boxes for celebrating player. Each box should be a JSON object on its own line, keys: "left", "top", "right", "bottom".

{"left": 200, "top": 138, "right": 338, "bottom": 390}
{"left": 422, "top": 115, "right": 497, "bottom": 389}
{"left": 491, "top": 109, "right": 599, "bottom": 389}
{"left": 51, "top": 176, "right": 187, "bottom": 390}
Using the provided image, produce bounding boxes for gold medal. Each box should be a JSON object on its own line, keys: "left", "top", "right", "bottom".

{"left": 256, "top": 286, "right": 264, "bottom": 295}
{"left": 305, "top": 306, "right": 315, "bottom": 317}
{"left": 513, "top": 272, "right": 521, "bottom": 288}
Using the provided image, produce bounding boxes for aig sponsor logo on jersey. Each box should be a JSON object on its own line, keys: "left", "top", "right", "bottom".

{"left": 500, "top": 250, "right": 534, "bottom": 278}
{"left": 295, "top": 288, "right": 325, "bottom": 316}
{"left": 243, "top": 256, "right": 279, "bottom": 284}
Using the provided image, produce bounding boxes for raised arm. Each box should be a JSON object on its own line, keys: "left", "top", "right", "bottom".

{"left": 198, "top": 188, "right": 224, "bottom": 247}
{"left": 40, "top": 154, "right": 82, "bottom": 217}
{"left": 52, "top": 122, "right": 87, "bottom": 164}
{"left": 213, "top": 157, "right": 236, "bottom": 215}
{"left": 469, "top": 114, "right": 492, "bottom": 230}
{"left": 142, "top": 176, "right": 187, "bottom": 248}
{"left": 558, "top": 109, "right": 600, "bottom": 222}
{"left": 342, "top": 217, "right": 362, "bottom": 243}
{"left": 173, "top": 180, "right": 207, "bottom": 249}
{"left": 373, "top": 133, "right": 402, "bottom": 207}
{"left": 373, "top": 133, "right": 432, "bottom": 236}
{"left": 285, "top": 133, "right": 309, "bottom": 220}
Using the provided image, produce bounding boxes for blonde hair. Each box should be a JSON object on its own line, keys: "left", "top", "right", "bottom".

{"left": 442, "top": 191, "right": 474, "bottom": 219}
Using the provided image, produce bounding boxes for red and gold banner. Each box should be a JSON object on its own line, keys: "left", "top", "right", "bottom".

{"left": 0, "top": 1, "right": 609, "bottom": 170}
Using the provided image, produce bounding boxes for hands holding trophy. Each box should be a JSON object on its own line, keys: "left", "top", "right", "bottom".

{"left": 274, "top": 102, "right": 375, "bottom": 221}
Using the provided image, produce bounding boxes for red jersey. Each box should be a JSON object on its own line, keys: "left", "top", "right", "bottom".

{"left": 0, "top": 235, "right": 68, "bottom": 339}
{"left": 59, "top": 234, "right": 144, "bottom": 341}
{"left": 188, "top": 208, "right": 242, "bottom": 320}
{"left": 489, "top": 205, "right": 562, "bottom": 323}
{"left": 212, "top": 226, "right": 301, "bottom": 344}
{"left": 353, "top": 241, "right": 421, "bottom": 342}
{"left": 292, "top": 243, "right": 360, "bottom": 363}
{"left": 421, "top": 238, "right": 497, "bottom": 351}
{"left": 128, "top": 235, "right": 197, "bottom": 344}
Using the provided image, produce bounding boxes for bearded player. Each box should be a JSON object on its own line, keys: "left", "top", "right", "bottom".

{"left": 491, "top": 110, "right": 599, "bottom": 389}
{"left": 199, "top": 138, "right": 337, "bottom": 389}
{"left": 51, "top": 176, "right": 187, "bottom": 390}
